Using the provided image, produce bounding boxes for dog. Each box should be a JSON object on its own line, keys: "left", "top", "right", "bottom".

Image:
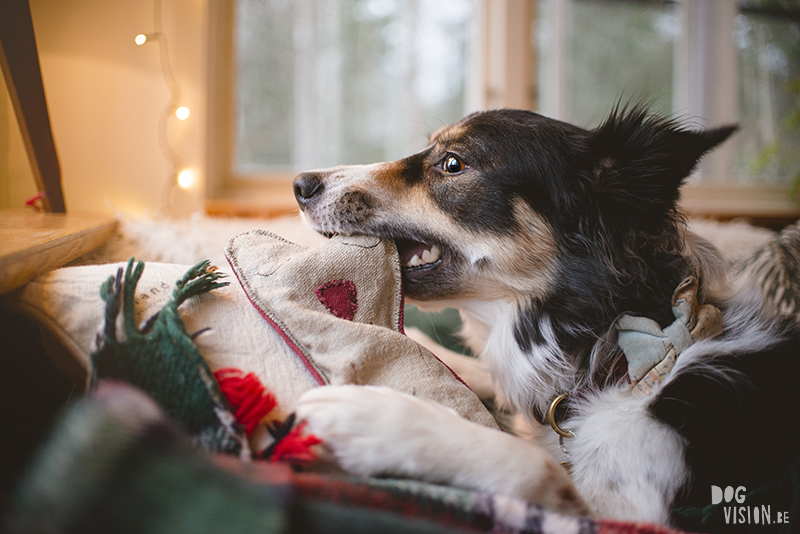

{"left": 291, "top": 106, "right": 800, "bottom": 528}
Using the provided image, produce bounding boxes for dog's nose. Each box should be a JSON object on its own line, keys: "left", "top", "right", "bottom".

{"left": 293, "top": 172, "right": 324, "bottom": 206}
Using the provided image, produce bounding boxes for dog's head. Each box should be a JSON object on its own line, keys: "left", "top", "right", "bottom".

{"left": 294, "top": 107, "right": 735, "bottom": 311}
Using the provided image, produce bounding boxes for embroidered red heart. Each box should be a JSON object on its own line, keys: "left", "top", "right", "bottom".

{"left": 315, "top": 280, "right": 357, "bottom": 321}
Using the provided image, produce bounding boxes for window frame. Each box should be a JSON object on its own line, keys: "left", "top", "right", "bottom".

{"left": 205, "top": 0, "right": 298, "bottom": 217}
{"left": 204, "top": 0, "right": 800, "bottom": 226}
{"left": 536, "top": 0, "right": 800, "bottom": 226}
{"left": 204, "top": 0, "right": 538, "bottom": 217}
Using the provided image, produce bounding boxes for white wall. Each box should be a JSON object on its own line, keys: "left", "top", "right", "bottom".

{"left": 1, "top": 0, "right": 208, "bottom": 217}
{"left": 0, "top": 68, "right": 37, "bottom": 208}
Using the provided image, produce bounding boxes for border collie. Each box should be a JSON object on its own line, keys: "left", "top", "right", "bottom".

{"left": 292, "top": 106, "right": 800, "bottom": 528}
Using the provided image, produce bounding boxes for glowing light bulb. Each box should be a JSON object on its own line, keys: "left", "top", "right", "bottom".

{"left": 175, "top": 106, "right": 190, "bottom": 120}
{"left": 177, "top": 169, "right": 194, "bottom": 189}
{"left": 135, "top": 34, "right": 147, "bottom": 45}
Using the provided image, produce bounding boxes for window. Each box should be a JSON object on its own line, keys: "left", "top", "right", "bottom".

{"left": 206, "top": 0, "right": 800, "bottom": 222}
{"left": 206, "top": 0, "right": 478, "bottom": 215}
{"left": 538, "top": 0, "right": 678, "bottom": 126}
{"left": 236, "top": 0, "right": 474, "bottom": 172}
{"left": 535, "top": 0, "right": 800, "bottom": 222}
{"left": 736, "top": 3, "right": 800, "bottom": 187}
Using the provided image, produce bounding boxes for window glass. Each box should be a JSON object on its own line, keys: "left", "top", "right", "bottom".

{"left": 569, "top": 0, "right": 678, "bottom": 126}
{"left": 538, "top": 0, "right": 800, "bottom": 189}
{"left": 538, "top": 0, "right": 678, "bottom": 128}
{"left": 235, "top": 0, "right": 474, "bottom": 174}
{"left": 735, "top": 6, "right": 800, "bottom": 186}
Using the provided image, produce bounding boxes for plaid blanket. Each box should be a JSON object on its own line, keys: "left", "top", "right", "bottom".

{"left": 3, "top": 382, "right": 683, "bottom": 534}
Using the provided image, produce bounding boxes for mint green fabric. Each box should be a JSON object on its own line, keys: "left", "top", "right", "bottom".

{"left": 617, "top": 277, "right": 698, "bottom": 382}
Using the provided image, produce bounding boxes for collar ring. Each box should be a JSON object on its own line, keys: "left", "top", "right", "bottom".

{"left": 546, "top": 392, "right": 575, "bottom": 439}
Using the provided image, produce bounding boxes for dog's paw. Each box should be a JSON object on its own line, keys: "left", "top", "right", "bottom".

{"left": 296, "top": 385, "right": 460, "bottom": 479}
{"left": 296, "top": 385, "right": 591, "bottom": 516}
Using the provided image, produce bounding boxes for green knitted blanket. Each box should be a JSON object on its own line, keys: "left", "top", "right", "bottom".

{"left": 90, "top": 258, "right": 248, "bottom": 457}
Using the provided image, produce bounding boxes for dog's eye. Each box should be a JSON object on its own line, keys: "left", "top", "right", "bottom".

{"left": 442, "top": 155, "right": 466, "bottom": 174}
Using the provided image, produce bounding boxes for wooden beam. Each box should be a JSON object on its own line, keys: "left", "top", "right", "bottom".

{"left": 0, "top": 0, "right": 65, "bottom": 213}
{"left": 482, "top": 0, "right": 536, "bottom": 111}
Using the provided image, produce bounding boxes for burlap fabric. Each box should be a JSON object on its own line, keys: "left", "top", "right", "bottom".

{"left": 4, "top": 230, "right": 497, "bottom": 450}
{"left": 225, "top": 230, "right": 497, "bottom": 429}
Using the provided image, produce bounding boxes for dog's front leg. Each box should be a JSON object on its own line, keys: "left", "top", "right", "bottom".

{"left": 296, "top": 385, "right": 589, "bottom": 516}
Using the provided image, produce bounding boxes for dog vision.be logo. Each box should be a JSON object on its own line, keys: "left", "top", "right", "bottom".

{"left": 712, "top": 486, "right": 790, "bottom": 526}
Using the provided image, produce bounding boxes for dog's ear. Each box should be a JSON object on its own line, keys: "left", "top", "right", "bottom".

{"left": 586, "top": 105, "right": 736, "bottom": 226}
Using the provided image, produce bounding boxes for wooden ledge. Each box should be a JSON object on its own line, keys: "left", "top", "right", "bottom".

{"left": 0, "top": 209, "right": 117, "bottom": 294}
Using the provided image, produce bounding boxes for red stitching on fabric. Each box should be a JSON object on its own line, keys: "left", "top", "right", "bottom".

{"left": 315, "top": 279, "right": 357, "bottom": 321}
{"left": 226, "top": 255, "right": 328, "bottom": 386}
{"left": 398, "top": 276, "right": 405, "bottom": 334}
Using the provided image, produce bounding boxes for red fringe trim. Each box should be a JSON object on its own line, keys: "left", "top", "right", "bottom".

{"left": 214, "top": 368, "right": 277, "bottom": 435}
{"left": 214, "top": 367, "right": 321, "bottom": 465}
{"left": 271, "top": 421, "right": 322, "bottom": 464}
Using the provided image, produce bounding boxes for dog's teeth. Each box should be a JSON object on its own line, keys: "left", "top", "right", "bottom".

{"left": 401, "top": 245, "right": 441, "bottom": 268}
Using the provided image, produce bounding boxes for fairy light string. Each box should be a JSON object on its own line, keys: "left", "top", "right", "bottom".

{"left": 135, "top": 0, "right": 193, "bottom": 213}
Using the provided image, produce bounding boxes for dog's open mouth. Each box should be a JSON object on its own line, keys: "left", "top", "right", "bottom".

{"left": 395, "top": 238, "right": 443, "bottom": 273}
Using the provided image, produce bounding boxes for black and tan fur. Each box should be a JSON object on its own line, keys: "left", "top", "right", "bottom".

{"left": 293, "top": 106, "right": 800, "bottom": 530}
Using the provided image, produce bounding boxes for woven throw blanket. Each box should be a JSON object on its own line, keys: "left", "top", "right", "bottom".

{"left": 4, "top": 382, "right": 687, "bottom": 534}
{"left": 733, "top": 219, "right": 800, "bottom": 322}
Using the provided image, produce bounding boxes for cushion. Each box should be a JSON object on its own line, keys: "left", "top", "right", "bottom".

{"left": 3, "top": 231, "right": 496, "bottom": 453}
